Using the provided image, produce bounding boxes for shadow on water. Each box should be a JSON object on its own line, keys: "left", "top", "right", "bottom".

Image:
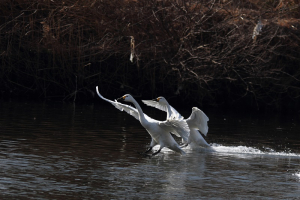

{"left": 0, "top": 100, "right": 300, "bottom": 199}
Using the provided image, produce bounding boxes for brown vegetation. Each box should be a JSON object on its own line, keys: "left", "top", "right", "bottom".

{"left": 0, "top": 0, "right": 300, "bottom": 110}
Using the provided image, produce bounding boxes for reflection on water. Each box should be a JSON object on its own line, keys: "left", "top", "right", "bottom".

{"left": 0, "top": 100, "right": 300, "bottom": 199}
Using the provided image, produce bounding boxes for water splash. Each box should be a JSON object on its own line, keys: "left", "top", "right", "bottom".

{"left": 210, "top": 143, "right": 300, "bottom": 157}
{"left": 293, "top": 172, "right": 300, "bottom": 180}
{"left": 151, "top": 143, "right": 300, "bottom": 157}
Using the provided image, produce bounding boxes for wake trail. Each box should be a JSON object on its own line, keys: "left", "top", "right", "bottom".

{"left": 209, "top": 143, "right": 300, "bottom": 157}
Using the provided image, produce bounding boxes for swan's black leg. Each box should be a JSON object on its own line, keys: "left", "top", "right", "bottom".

{"left": 180, "top": 143, "right": 188, "bottom": 148}
{"left": 144, "top": 146, "right": 153, "bottom": 154}
{"left": 152, "top": 148, "right": 161, "bottom": 156}
{"left": 137, "top": 147, "right": 153, "bottom": 157}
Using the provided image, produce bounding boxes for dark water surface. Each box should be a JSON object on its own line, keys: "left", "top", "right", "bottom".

{"left": 0, "top": 100, "right": 300, "bottom": 199}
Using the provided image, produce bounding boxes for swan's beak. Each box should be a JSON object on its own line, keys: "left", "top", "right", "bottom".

{"left": 117, "top": 96, "right": 125, "bottom": 101}
{"left": 152, "top": 97, "right": 160, "bottom": 102}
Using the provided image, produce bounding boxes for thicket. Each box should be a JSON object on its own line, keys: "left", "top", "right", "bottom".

{"left": 1, "top": 0, "right": 300, "bottom": 110}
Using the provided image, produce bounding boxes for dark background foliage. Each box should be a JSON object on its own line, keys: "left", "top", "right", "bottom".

{"left": 1, "top": 0, "right": 300, "bottom": 111}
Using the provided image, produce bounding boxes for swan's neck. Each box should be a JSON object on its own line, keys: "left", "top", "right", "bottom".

{"left": 165, "top": 104, "right": 172, "bottom": 120}
{"left": 164, "top": 103, "right": 172, "bottom": 119}
{"left": 130, "top": 98, "right": 147, "bottom": 123}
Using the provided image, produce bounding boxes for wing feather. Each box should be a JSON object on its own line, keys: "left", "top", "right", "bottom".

{"left": 142, "top": 100, "right": 166, "bottom": 112}
{"left": 186, "top": 107, "right": 209, "bottom": 136}
{"left": 142, "top": 100, "right": 183, "bottom": 120}
{"left": 158, "top": 119, "right": 190, "bottom": 143}
{"left": 96, "top": 86, "right": 153, "bottom": 121}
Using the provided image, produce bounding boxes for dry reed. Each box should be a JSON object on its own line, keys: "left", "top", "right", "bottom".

{"left": 0, "top": 0, "right": 300, "bottom": 110}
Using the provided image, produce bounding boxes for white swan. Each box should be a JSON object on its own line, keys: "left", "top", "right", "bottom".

{"left": 95, "top": 87, "right": 189, "bottom": 156}
{"left": 142, "top": 97, "right": 211, "bottom": 148}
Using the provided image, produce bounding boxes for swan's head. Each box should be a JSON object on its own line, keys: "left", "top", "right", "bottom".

{"left": 154, "top": 96, "right": 169, "bottom": 105}
{"left": 118, "top": 94, "right": 134, "bottom": 102}
{"left": 192, "top": 107, "right": 199, "bottom": 112}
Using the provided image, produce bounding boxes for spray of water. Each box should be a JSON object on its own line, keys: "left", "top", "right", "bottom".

{"left": 152, "top": 143, "right": 300, "bottom": 158}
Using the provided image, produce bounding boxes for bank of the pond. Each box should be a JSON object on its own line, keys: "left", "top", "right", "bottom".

{"left": 1, "top": 0, "right": 300, "bottom": 110}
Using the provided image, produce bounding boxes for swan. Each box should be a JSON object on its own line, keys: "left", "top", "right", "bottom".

{"left": 95, "top": 86, "right": 189, "bottom": 156}
{"left": 142, "top": 97, "right": 211, "bottom": 148}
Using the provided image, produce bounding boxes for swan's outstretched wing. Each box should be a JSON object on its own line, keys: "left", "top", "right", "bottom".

{"left": 96, "top": 86, "right": 140, "bottom": 120}
{"left": 142, "top": 100, "right": 183, "bottom": 120}
{"left": 142, "top": 99, "right": 189, "bottom": 141}
{"left": 96, "top": 87, "right": 167, "bottom": 123}
{"left": 142, "top": 100, "right": 166, "bottom": 112}
{"left": 96, "top": 86, "right": 125, "bottom": 110}
{"left": 186, "top": 107, "right": 209, "bottom": 136}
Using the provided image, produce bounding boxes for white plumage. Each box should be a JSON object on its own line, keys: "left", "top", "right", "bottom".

{"left": 142, "top": 97, "right": 210, "bottom": 148}
{"left": 96, "top": 87, "right": 189, "bottom": 155}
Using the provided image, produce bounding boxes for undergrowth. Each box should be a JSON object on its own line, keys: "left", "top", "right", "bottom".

{"left": 0, "top": 0, "right": 300, "bottom": 110}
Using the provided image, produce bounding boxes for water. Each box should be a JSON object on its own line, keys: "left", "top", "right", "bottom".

{"left": 0, "top": 100, "right": 300, "bottom": 199}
